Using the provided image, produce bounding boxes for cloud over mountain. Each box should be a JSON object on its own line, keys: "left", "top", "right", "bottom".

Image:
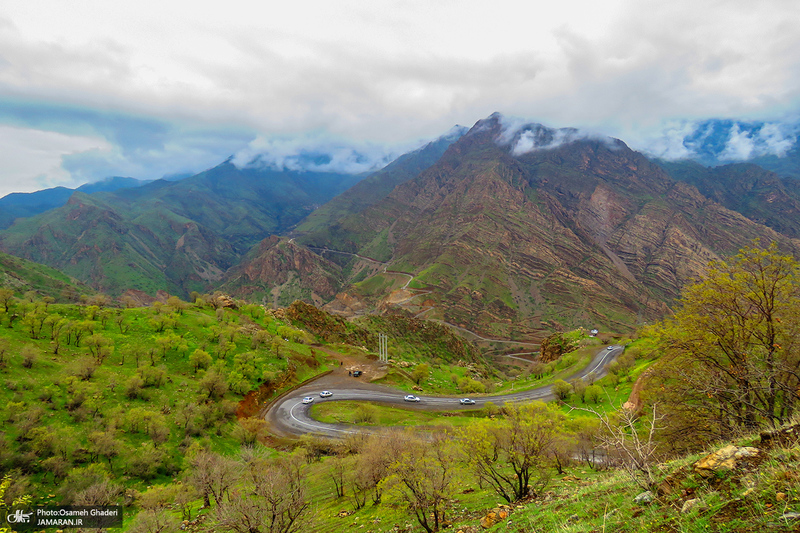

{"left": 638, "top": 119, "right": 800, "bottom": 164}
{"left": 230, "top": 134, "right": 422, "bottom": 175}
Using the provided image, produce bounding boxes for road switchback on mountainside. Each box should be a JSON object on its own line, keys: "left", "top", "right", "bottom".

{"left": 264, "top": 345, "right": 624, "bottom": 439}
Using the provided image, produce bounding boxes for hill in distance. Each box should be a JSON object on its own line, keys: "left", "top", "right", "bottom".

{"left": 0, "top": 161, "right": 380, "bottom": 298}
{"left": 0, "top": 176, "right": 149, "bottom": 229}
{"left": 248, "top": 113, "right": 800, "bottom": 340}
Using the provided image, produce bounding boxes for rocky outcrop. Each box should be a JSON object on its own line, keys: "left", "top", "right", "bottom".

{"left": 221, "top": 236, "right": 343, "bottom": 307}
{"left": 297, "top": 113, "right": 800, "bottom": 338}
{"left": 539, "top": 332, "right": 578, "bottom": 363}
{"left": 693, "top": 446, "right": 761, "bottom": 478}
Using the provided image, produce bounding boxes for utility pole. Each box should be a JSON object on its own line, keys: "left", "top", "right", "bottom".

{"left": 379, "top": 333, "right": 388, "bottom": 363}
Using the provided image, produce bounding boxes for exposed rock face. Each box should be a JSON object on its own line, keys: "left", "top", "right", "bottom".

{"left": 539, "top": 332, "right": 578, "bottom": 363}
{"left": 298, "top": 113, "right": 800, "bottom": 338}
{"left": 221, "top": 236, "right": 343, "bottom": 308}
{"left": 119, "top": 289, "right": 158, "bottom": 307}
{"left": 693, "top": 446, "right": 761, "bottom": 478}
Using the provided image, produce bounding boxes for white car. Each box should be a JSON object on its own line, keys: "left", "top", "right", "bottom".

{"left": 404, "top": 394, "right": 420, "bottom": 402}
{"left": 302, "top": 397, "right": 314, "bottom": 404}
{"left": 459, "top": 398, "right": 476, "bottom": 405}
{"left": 606, "top": 346, "right": 615, "bottom": 350}
{"left": 319, "top": 391, "right": 333, "bottom": 398}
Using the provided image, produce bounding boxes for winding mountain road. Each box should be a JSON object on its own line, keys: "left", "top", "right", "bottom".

{"left": 265, "top": 345, "right": 623, "bottom": 438}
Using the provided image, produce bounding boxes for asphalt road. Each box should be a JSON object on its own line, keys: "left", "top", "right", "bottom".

{"left": 265, "top": 345, "right": 624, "bottom": 438}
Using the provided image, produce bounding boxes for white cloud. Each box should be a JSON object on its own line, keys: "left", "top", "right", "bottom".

{"left": 719, "top": 125, "right": 756, "bottom": 161}
{"left": 0, "top": 125, "right": 111, "bottom": 196}
{"left": 494, "top": 114, "right": 613, "bottom": 155}
{"left": 753, "top": 123, "right": 796, "bottom": 158}
{"left": 231, "top": 134, "right": 411, "bottom": 174}
{"left": 0, "top": 0, "right": 800, "bottom": 185}
{"left": 637, "top": 121, "right": 701, "bottom": 160}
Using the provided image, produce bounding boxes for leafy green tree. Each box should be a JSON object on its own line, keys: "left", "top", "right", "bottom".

{"left": 85, "top": 333, "right": 114, "bottom": 364}
{"left": 114, "top": 310, "right": 129, "bottom": 333}
{"left": 232, "top": 417, "right": 268, "bottom": 445}
{"left": 412, "top": 363, "right": 430, "bottom": 385}
{"left": 155, "top": 332, "right": 180, "bottom": 357}
{"left": 650, "top": 242, "right": 800, "bottom": 442}
{"left": 353, "top": 404, "right": 378, "bottom": 424}
{"left": 73, "top": 320, "right": 96, "bottom": 346}
{"left": 87, "top": 430, "right": 122, "bottom": 472}
{"left": 457, "top": 376, "right": 485, "bottom": 393}
{"left": 571, "top": 377, "right": 587, "bottom": 403}
{"left": 167, "top": 295, "right": 189, "bottom": 315}
{"left": 125, "top": 375, "right": 146, "bottom": 399}
{"left": 22, "top": 307, "right": 47, "bottom": 339}
{"left": 461, "top": 402, "right": 565, "bottom": 503}
{"left": 551, "top": 379, "right": 572, "bottom": 401}
{"left": 20, "top": 344, "right": 39, "bottom": 369}
{"left": 250, "top": 329, "right": 272, "bottom": 350}
{"left": 585, "top": 384, "right": 603, "bottom": 404}
{"left": 0, "top": 288, "right": 14, "bottom": 312}
{"left": 190, "top": 349, "right": 212, "bottom": 372}
{"left": 199, "top": 366, "right": 230, "bottom": 400}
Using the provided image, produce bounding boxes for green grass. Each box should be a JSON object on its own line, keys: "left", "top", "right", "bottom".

{"left": 0, "top": 296, "right": 338, "bottom": 505}
{"left": 310, "top": 400, "right": 487, "bottom": 427}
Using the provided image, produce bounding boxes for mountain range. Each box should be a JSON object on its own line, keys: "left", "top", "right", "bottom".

{"left": 3, "top": 112, "right": 800, "bottom": 339}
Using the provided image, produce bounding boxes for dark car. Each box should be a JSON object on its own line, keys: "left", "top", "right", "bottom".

{"left": 352, "top": 370, "right": 363, "bottom": 377}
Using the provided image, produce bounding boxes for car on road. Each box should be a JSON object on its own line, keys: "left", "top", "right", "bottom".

{"left": 351, "top": 370, "right": 363, "bottom": 377}
{"left": 404, "top": 394, "right": 420, "bottom": 402}
{"left": 606, "top": 346, "right": 615, "bottom": 350}
{"left": 459, "top": 398, "right": 476, "bottom": 405}
{"left": 319, "top": 391, "right": 333, "bottom": 398}
{"left": 302, "top": 397, "right": 314, "bottom": 404}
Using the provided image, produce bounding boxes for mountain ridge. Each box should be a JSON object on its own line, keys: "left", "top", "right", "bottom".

{"left": 266, "top": 114, "right": 800, "bottom": 338}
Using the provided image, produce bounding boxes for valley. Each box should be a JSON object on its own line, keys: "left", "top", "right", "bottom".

{"left": 2, "top": 113, "right": 800, "bottom": 532}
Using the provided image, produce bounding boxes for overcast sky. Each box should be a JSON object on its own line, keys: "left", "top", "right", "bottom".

{"left": 1, "top": 0, "right": 799, "bottom": 197}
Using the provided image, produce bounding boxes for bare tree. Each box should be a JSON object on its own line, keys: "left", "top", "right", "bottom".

{"left": 328, "top": 454, "right": 347, "bottom": 499}
{"left": 190, "top": 451, "right": 240, "bottom": 508}
{"left": 129, "top": 485, "right": 180, "bottom": 533}
{"left": 381, "top": 432, "right": 458, "bottom": 533}
{"left": 218, "top": 451, "right": 311, "bottom": 533}
{"left": 576, "top": 403, "right": 664, "bottom": 491}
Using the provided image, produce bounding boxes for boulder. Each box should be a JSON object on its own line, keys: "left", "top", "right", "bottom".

{"left": 479, "top": 512, "right": 497, "bottom": 529}
{"left": 681, "top": 498, "right": 708, "bottom": 514}
{"left": 693, "top": 445, "right": 761, "bottom": 478}
{"left": 633, "top": 491, "right": 654, "bottom": 505}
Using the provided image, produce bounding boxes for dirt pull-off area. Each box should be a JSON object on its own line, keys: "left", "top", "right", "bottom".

{"left": 236, "top": 345, "right": 389, "bottom": 419}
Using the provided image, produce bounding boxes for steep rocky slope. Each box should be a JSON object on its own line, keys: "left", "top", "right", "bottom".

{"left": 220, "top": 236, "right": 344, "bottom": 308}
{"left": 291, "top": 114, "right": 800, "bottom": 339}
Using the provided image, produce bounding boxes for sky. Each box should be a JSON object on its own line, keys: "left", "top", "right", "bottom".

{"left": 1, "top": 0, "right": 800, "bottom": 197}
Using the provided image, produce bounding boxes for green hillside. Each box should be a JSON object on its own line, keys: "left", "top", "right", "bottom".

{"left": 0, "top": 161, "right": 368, "bottom": 299}
{"left": 0, "top": 249, "right": 93, "bottom": 301}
